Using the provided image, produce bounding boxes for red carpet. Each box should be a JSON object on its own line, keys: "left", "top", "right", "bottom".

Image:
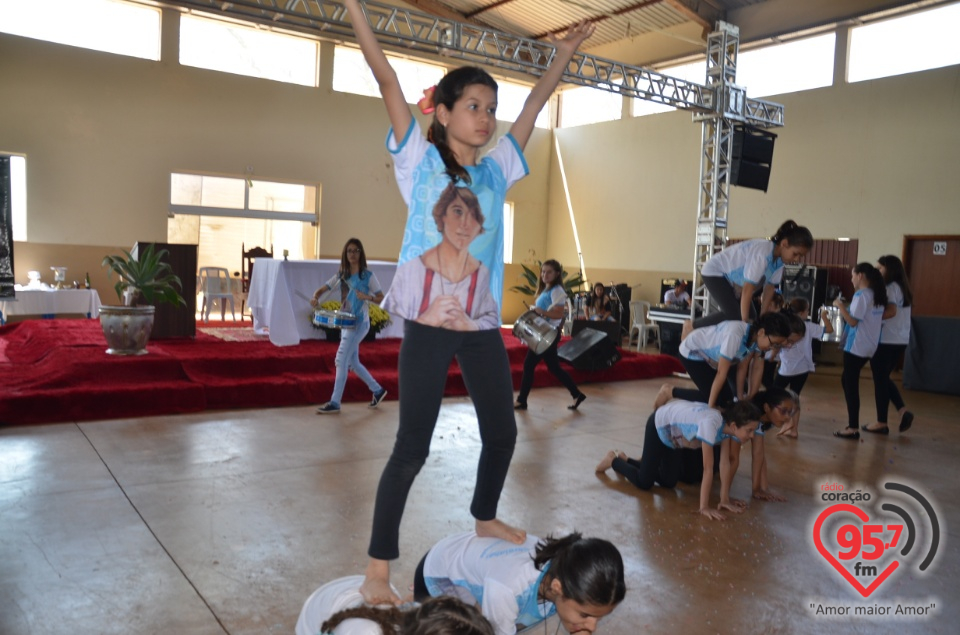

{"left": 0, "top": 319, "right": 682, "bottom": 425}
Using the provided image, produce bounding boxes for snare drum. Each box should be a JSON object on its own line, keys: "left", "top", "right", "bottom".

{"left": 513, "top": 310, "right": 558, "bottom": 355}
{"left": 312, "top": 309, "right": 358, "bottom": 330}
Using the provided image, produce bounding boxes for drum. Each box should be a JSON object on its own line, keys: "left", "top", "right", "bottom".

{"left": 312, "top": 308, "right": 357, "bottom": 330}
{"left": 513, "top": 310, "right": 558, "bottom": 355}
{"left": 820, "top": 306, "right": 844, "bottom": 343}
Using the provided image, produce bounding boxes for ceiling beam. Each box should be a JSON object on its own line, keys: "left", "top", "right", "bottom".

{"left": 664, "top": 0, "right": 720, "bottom": 31}
{"left": 464, "top": 0, "right": 519, "bottom": 19}
{"left": 528, "top": 0, "right": 665, "bottom": 40}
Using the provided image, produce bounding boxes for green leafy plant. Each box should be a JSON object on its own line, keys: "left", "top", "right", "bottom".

{"left": 510, "top": 260, "right": 585, "bottom": 302}
{"left": 101, "top": 244, "right": 186, "bottom": 308}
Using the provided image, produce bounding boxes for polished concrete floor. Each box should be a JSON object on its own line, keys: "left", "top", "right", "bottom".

{"left": 1, "top": 358, "right": 958, "bottom": 635}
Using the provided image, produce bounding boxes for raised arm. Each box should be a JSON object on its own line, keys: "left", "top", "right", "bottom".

{"left": 343, "top": 0, "right": 412, "bottom": 138}
{"left": 509, "top": 21, "right": 595, "bottom": 149}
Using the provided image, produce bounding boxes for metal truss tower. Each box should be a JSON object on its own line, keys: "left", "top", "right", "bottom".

{"left": 160, "top": 1, "right": 784, "bottom": 316}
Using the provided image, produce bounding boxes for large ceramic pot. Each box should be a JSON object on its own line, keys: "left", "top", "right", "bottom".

{"left": 99, "top": 305, "right": 156, "bottom": 355}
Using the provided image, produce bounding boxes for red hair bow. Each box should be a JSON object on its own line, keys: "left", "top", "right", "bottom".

{"left": 417, "top": 85, "right": 437, "bottom": 115}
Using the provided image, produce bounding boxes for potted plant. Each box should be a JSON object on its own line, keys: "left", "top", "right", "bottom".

{"left": 100, "top": 244, "right": 186, "bottom": 355}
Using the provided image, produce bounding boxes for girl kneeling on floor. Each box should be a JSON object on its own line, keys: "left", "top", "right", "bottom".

{"left": 413, "top": 531, "right": 625, "bottom": 635}
{"left": 596, "top": 400, "right": 761, "bottom": 520}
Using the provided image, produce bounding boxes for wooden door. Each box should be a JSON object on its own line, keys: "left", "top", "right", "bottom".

{"left": 904, "top": 236, "right": 960, "bottom": 317}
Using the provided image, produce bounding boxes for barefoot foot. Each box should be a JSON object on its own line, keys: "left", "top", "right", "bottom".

{"left": 476, "top": 518, "right": 526, "bottom": 545}
{"left": 617, "top": 451, "right": 628, "bottom": 461}
{"left": 596, "top": 450, "right": 617, "bottom": 472}
{"left": 654, "top": 383, "right": 673, "bottom": 409}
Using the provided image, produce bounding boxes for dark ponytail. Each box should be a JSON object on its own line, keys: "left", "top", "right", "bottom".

{"left": 534, "top": 533, "right": 626, "bottom": 608}
{"left": 751, "top": 387, "right": 795, "bottom": 411}
{"left": 771, "top": 220, "right": 813, "bottom": 249}
{"left": 854, "top": 262, "right": 887, "bottom": 308}
{"left": 877, "top": 255, "right": 912, "bottom": 308}
{"left": 427, "top": 66, "right": 499, "bottom": 185}
{"left": 781, "top": 308, "right": 806, "bottom": 337}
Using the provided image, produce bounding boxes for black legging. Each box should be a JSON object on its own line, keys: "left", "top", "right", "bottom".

{"left": 673, "top": 356, "right": 736, "bottom": 407}
{"left": 367, "top": 321, "right": 517, "bottom": 561}
{"left": 773, "top": 371, "right": 809, "bottom": 395}
{"left": 612, "top": 413, "right": 703, "bottom": 489}
{"left": 694, "top": 275, "right": 759, "bottom": 329}
{"left": 515, "top": 327, "right": 580, "bottom": 404}
{"left": 870, "top": 343, "right": 907, "bottom": 424}
{"left": 841, "top": 351, "right": 871, "bottom": 428}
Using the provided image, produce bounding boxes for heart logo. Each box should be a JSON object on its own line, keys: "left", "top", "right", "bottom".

{"left": 813, "top": 504, "right": 900, "bottom": 597}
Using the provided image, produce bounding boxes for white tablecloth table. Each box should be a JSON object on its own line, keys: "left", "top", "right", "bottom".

{"left": 0, "top": 288, "right": 102, "bottom": 324}
{"left": 246, "top": 259, "right": 401, "bottom": 346}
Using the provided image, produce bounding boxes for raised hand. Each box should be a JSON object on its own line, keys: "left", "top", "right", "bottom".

{"left": 548, "top": 20, "right": 596, "bottom": 54}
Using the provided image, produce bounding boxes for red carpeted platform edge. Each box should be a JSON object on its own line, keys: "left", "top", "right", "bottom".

{"left": 0, "top": 319, "right": 682, "bottom": 425}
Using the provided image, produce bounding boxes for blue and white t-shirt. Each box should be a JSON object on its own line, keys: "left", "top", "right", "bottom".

{"left": 843, "top": 288, "right": 884, "bottom": 358}
{"left": 534, "top": 286, "right": 567, "bottom": 328}
{"left": 423, "top": 532, "right": 553, "bottom": 635}
{"left": 778, "top": 320, "right": 824, "bottom": 376}
{"left": 880, "top": 282, "right": 911, "bottom": 345}
{"left": 679, "top": 320, "right": 756, "bottom": 368}
{"left": 381, "top": 119, "right": 529, "bottom": 326}
{"left": 700, "top": 239, "right": 784, "bottom": 291}
{"left": 654, "top": 400, "right": 725, "bottom": 449}
{"left": 323, "top": 270, "right": 382, "bottom": 324}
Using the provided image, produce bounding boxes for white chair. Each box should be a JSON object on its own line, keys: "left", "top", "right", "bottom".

{"left": 562, "top": 296, "right": 574, "bottom": 337}
{"left": 198, "top": 266, "right": 236, "bottom": 322}
{"left": 629, "top": 300, "right": 660, "bottom": 352}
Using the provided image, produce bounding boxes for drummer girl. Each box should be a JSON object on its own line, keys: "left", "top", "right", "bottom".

{"left": 514, "top": 260, "right": 587, "bottom": 411}
{"left": 311, "top": 238, "right": 387, "bottom": 414}
{"left": 694, "top": 220, "right": 813, "bottom": 329}
{"left": 342, "top": 0, "right": 596, "bottom": 606}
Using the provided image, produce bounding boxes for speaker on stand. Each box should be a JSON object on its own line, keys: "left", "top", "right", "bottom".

{"left": 780, "top": 264, "right": 828, "bottom": 353}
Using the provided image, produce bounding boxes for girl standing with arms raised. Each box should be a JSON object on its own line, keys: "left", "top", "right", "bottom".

{"left": 864, "top": 255, "right": 914, "bottom": 434}
{"left": 694, "top": 220, "right": 813, "bottom": 329}
{"left": 834, "top": 263, "right": 887, "bottom": 440}
{"left": 514, "top": 259, "right": 587, "bottom": 411}
{"left": 342, "top": 0, "right": 595, "bottom": 605}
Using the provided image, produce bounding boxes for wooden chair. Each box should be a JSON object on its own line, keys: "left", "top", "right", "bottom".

{"left": 240, "top": 243, "right": 273, "bottom": 318}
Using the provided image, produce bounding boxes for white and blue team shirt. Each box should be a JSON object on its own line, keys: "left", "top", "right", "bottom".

{"left": 679, "top": 320, "right": 757, "bottom": 369}
{"left": 778, "top": 320, "right": 824, "bottom": 376}
{"left": 880, "top": 282, "right": 911, "bottom": 345}
{"left": 534, "top": 286, "right": 567, "bottom": 328}
{"left": 383, "top": 119, "right": 529, "bottom": 321}
{"left": 843, "top": 288, "right": 884, "bottom": 358}
{"left": 700, "top": 239, "right": 785, "bottom": 291}
{"left": 655, "top": 400, "right": 726, "bottom": 449}
{"left": 322, "top": 270, "right": 382, "bottom": 324}
{"left": 422, "top": 532, "right": 554, "bottom": 635}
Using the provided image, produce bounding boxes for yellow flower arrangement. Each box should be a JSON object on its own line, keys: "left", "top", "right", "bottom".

{"left": 310, "top": 300, "right": 392, "bottom": 334}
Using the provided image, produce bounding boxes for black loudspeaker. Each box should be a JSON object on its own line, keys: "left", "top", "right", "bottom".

{"left": 731, "top": 125, "right": 777, "bottom": 192}
{"left": 780, "top": 265, "right": 828, "bottom": 315}
{"left": 558, "top": 328, "right": 622, "bottom": 372}
{"left": 571, "top": 319, "right": 620, "bottom": 345}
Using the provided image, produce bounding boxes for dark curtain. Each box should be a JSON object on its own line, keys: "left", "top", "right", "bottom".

{"left": 0, "top": 156, "right": 14, "bottom": 299}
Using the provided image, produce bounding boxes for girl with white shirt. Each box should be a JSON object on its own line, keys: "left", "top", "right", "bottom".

{"left": 596, "top": 400, "right": 761, "bottom": 520}
{"left": 834, "top": 263, "right": 888, "bottom": 440}
{"left": 864, "top": 255, "right": 915, "bottom": 435}
{"left": 413, "top": 531, "right": 625, "bottom": 635}
{"left": 695, "top": 220, "right": 813, "bottom": 328}
{"left": 773, "top": 298, "right": 833, "bottom": 437}
{"left": 514, "top": 260, "right": 586, "bottom": 411}
{"left": 662, "top": 312, "right": 790, "bottom": 410}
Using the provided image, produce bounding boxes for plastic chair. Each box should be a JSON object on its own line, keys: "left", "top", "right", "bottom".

{"left": 198, "top": 267, "right": 236, "bottom": 322}
{"left": 562, "top": 296, "right": 574, "bottom": 337}
{"left": 629, "top": 300, "right": 660, "bottom": 352}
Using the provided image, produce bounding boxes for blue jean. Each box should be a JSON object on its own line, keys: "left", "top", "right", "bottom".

{"left": 330, "top": 317, "right": 382, "bottom": 406}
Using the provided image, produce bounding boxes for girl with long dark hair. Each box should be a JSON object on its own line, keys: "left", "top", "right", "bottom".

{"left": 834, "top": 263, "right": 887, "bottom": 440}
{"left": 864, "top": 255, "right": 915, "bottom": 434}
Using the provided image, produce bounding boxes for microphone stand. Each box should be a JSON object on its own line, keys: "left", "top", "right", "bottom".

{"left": 607, "top": 282, "right": 624, "bottom": 337}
